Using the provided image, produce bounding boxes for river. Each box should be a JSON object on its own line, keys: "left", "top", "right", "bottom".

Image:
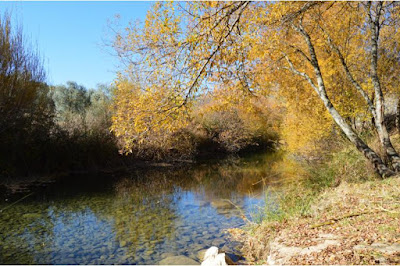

{"left": 0, "top": 152, "right": 287, "bottom": 264}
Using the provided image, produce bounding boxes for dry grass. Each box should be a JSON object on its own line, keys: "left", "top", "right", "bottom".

{"left": 235, "top": 177, "right": 400, "bottom": 264}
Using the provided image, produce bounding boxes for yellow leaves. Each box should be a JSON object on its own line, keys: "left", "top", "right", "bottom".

{"left": 194, "top": 85, "right": 281, "bottom": 142}
{"left": 204, "top": 2, "right": 218, "bottom": 8}
{"left": 252, "top": 2, "right": 393, "bottom": 154}
{"left": 109, "top": 1, "right": 400, "bottom": 158}
{"left": 110, "top": 77, "right": 191, "bottom": 154}
{"left": 282, "top": 99, "right": 333, "bottom": 155}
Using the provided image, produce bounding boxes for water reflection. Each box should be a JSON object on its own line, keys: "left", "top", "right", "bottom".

{"left": 0, "top": 152, "right": 283, "bottom": 264}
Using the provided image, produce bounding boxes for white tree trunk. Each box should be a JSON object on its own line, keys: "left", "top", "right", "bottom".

{"left": 290, "top": 23, "right": 394, "bottom": 177}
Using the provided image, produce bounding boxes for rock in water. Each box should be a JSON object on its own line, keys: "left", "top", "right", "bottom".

{"left": 160, "top": 253, "right": 177, "bottom": 259}
{"left": 158, "top": 255, "right": 200, "bottom": 265}
{"left": 201, "top": 246, "right": 228, "bottom": 266}
{"left": 210, "top": 199, "right": 233, "bottom": 209}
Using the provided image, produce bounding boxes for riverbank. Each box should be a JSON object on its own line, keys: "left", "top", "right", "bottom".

{"left": 0, "top": 147, "right": 279, "bottom": 201}
{"left": 237, "top": 177, "right": 400, "bottom": 264}
{"left": 0, "top": 159, "right": 190, "bottom": 200}
{"left": 232, "top": 141, "right": 400, "bottom": 264}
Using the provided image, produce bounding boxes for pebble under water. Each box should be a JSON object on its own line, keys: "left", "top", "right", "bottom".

{"left": 0, "top": 153, "right": 284, "bottom": 264}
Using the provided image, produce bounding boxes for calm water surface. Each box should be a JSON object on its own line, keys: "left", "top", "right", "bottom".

{"left": 0, "top": 152, "right": 287, "bottom": 264}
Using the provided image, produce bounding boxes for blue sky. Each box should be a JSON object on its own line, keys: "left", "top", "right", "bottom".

{"left": 0, "top": 1, "right": 152, "bottom": 89}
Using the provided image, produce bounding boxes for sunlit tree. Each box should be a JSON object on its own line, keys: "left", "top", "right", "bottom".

{"left": 110, "top": 1, "right": 400, "bottom": 177}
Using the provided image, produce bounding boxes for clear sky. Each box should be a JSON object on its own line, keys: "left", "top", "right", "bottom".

{"left": 0, "top": 1, "right": 152, "bottom": 89}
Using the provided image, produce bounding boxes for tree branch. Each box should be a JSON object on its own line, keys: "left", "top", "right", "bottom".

{"left": 318, "top": 24, "right": 377, "bottom": 119}
{"left": 283, "top": 54, "right": 319, "bottom": 94}
{"left": 178, "top": 1, "right": 250, "bottom": 108}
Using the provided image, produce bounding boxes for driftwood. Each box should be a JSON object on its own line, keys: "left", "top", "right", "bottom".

{"left": 0, "top": 192, "right": 34, "bottom": 213}
{"left": 310, "top": 211, "right": 373, "bottom": 229}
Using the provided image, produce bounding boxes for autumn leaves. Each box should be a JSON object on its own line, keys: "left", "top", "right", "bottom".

{"left": 110, "top": 2, "right": 400, "bottom": 176}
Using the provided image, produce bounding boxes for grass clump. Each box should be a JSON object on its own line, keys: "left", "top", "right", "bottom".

{"left": 261, "top": 143, "right": 376, "bottom": 224}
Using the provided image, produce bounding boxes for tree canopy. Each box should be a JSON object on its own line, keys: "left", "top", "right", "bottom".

{"left": 110, "top": 1, "right": 400, "bottom": 176}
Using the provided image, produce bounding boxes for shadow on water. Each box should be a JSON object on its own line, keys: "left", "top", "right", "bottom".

{"left": 0, "top": 151, "right": 286, "bottom": 264}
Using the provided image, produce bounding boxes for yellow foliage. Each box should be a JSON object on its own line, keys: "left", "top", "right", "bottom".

{"left": 110, "top": 76, "right": 190, "bottom": 155}
{"left": 109, "top": 1, "right": 400, "bottom": 157}
{"left": 192, "top": 86, "right": 281, "bottom": 152}
{"left": 282, "top": 99, "right": 333, "bottom": 155}
{"left": 250, "top": 2, "right": 381, "bottom": 154}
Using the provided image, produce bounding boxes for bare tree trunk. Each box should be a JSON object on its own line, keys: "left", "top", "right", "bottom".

{"left": 396, "top": 97, "right": 400, "bottom": 134}
{"left": 352, "top": 117, "right": 357, "bottom": 132}
{"left": 321, "top": 93, "right": 393, "bottom": 176}
{"left": 322, "top": 3, "right": 400, "bottom": 173}
{"left": 316, "top": 74, "right": 393, "bottom": 177}
{"left": 367, "top": 1, "right": 400, "bottom": 172}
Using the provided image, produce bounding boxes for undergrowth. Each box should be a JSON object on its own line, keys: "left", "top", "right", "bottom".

{"left": 261, "top": 141, "right": 379, "bottom": 223}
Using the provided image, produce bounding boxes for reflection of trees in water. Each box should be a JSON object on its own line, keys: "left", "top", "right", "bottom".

{"left": 184, "top": 152, "right": 284, "bottom": 201}
{"left": 0, "top": 173, "right": 181, "bottom": 264}
{"left": 268, "top": 154, "right": 307, "bottom": 185}
{"left": 112, "top": 175, "right": 178, "bottom": 260}
{"left": 0, "top": 151, "right": 288, "bottom": 264}
{"left": 112, "top": 152, "right": 284, "bottom": 221}
{"left": 0, "top": 187, "right": 178, "bottom": 264}
{"left": 1, "top": 198, "right": 122, "bottom": 264}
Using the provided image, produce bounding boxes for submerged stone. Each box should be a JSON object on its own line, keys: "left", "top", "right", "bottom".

{"left": 191, "top": 244, "right": 204, "bottom": 252}
{"left": 210, "top": 199, "right": 233, "bottom": 209}
{"left": 158, "top": 255, "right": 200, "bottom": 265}
{"left": 22, "top": 213, "right": 41, "bottom": 219}
{"left": 160, "top": 252, "right": 177, "bottom": 259}
{"left": 212, "top": 239, "right": 225, "bottom": 247}
{"left": 197, "top": 249, "right": 208, "bottom": 261}
{"left": 119, "top": 240, "right": 128, "bottom": 247}
{"left": 224, "top": 252, "right": 242, "bottom": 263}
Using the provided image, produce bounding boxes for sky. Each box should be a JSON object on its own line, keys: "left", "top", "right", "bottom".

{"left": 0, "top": 1, "right": 152, "bottom": 89}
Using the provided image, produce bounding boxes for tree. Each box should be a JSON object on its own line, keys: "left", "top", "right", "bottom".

{"left": 51, "top": 82, "right": 113, "bottom": 135}
{"left": 51, "top": 81, "right": 91, "bottom": 134}
{"left": 193, "top": 87, "right": 280, "bottom": 152}
{"left": 110, "top": 2, "right": 255, "bottom": 155}
{"left": 0, "top": 12, "right": 55, "bottom": 176}
{"left": 0, "top": 13, "right": 50, "bottom": 134}
{"left": 110, "top": 1, "right": 400, "bottom": 177}
{"left": 258, "top": 2, "right": 400, "bottom": 176}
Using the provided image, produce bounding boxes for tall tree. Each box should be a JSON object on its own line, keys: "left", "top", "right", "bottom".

{"left": 0, "top": 13, "right": 49, "bottom": 134}
{"left": 259, "top": 2, "right": 400, "bottom": 176}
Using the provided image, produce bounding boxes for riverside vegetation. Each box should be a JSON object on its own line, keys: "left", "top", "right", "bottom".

{"left": 1, "top": 2, "right": 400, "bottom": 265}
{"left": 0, "top": 12, "right": 279, "bottom": 180}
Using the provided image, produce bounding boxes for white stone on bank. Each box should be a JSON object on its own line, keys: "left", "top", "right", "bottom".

{"left": 201, "top": 246, "right": 228, "bottom": 266}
